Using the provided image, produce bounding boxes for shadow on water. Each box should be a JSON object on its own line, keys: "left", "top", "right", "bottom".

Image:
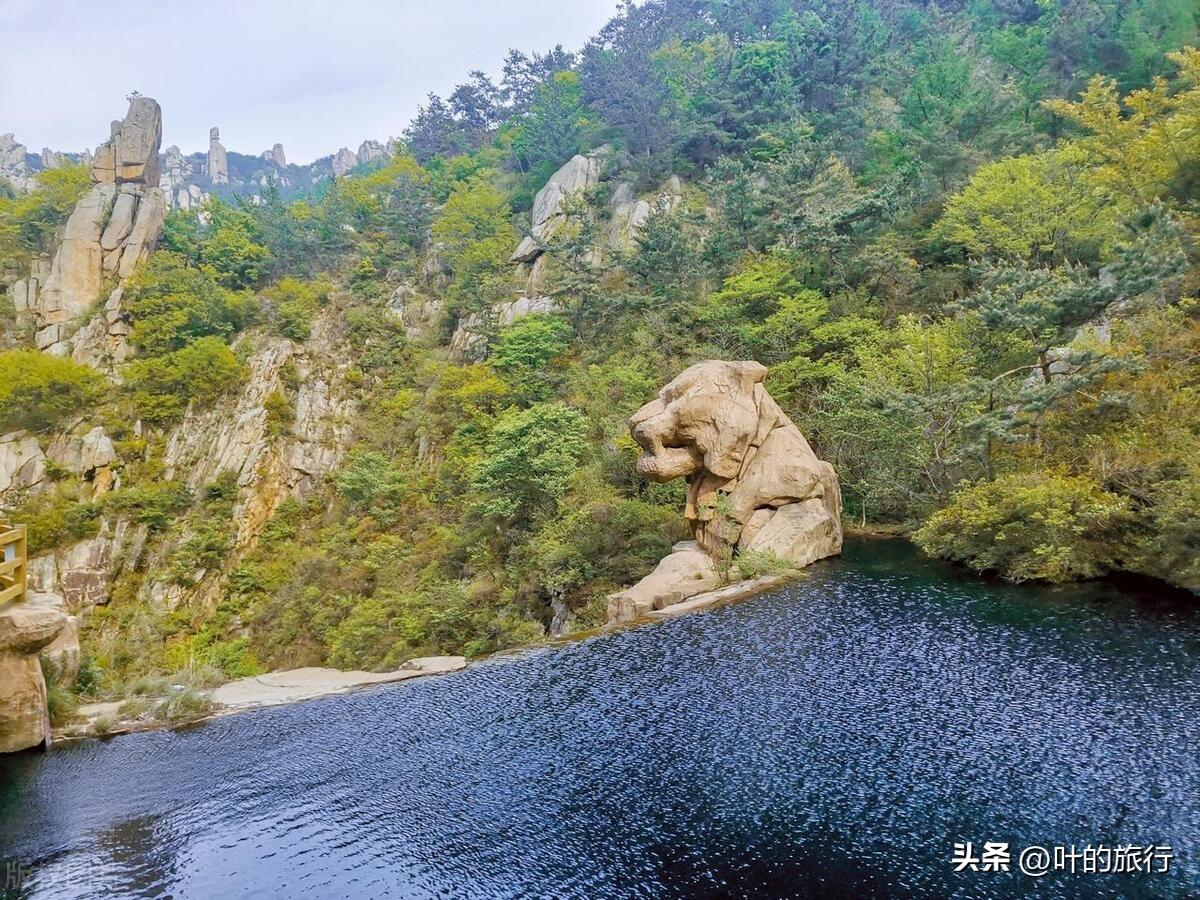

{"left": 1, "top": 537, "right": 1198, "bottom": 899}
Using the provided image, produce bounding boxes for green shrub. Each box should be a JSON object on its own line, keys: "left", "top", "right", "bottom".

{"left": 41, "top": 659, "right": 79, "bottom": 727}
{"left": 74, "top": 655, "right": 103, "bottom": 697}
{"left": 490, "top": 314, "right": 573, "bottom": 403}
{"left": 264, "top": 389, "right": 294, "bottom": 437}
{"left": 530, "top": 496, "right": 684, "bottom": 597}
{"left": 159, "top": 688, "right": 216, "bottom": 723}
{"left": 0, "top": 164, "right": 90, "bottom": 264}
{"left": 123, "top": 251, "right": 256, "bottom": 355}
{"left": 735, "top": 549, "right": 800, "bottom": 579}
{"left": 326, "top": 583, "right": 541, "bottom": 670}
{"left": 0, "top": 350, "right": 107, "bottom": 433}
{"left": 10, "top": 488, "right": 100, "bottom": 553}
{"left": 103, "top": 481, "right": 192, "bottom": 531}
{"left": 262, "top": 277, "right": 330, "bottom": 341}
{"left": 336, "top": 450, "right": 409, "bottom": 526}
{"left": 470, "top": 402, "right": 587, "bottom": 525}
{"left": 123, "top": 336, "right": 245, "bottom": 424}
{"left": 915, "top": 472, "right": 1132, "bottom": 582}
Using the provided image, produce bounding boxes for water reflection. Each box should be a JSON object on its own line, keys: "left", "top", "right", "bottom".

{"left": 1, "top": 539, "right": 1197, "bottom": 899}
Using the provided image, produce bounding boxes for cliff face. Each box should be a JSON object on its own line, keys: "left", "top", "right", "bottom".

{"left": 18, "top": 304, "right": 355, "bottom": 622}
{"left": 11, "top": 98, "right": 167, "bottom": 366}
{"left": 0, "top": 99, "right": 365, "bottom": 728}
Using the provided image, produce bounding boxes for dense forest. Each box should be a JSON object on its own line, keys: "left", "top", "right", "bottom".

{"left": 1, "top": 0, "right": 1197, "bottom": 705}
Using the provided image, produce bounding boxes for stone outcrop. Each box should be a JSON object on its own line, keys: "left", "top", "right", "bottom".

{"left": 26, "top": 518, "right": 147, "bottom": 612}
{"left": 357, "top": 140, "right": 387, "bottom": 165}
{"left": 332, "top": 147, "right": 359, "bottom": 177}
{"left": 449, "top": 295, "right": 558, "bottom": 361}
{"left": 511, "top": 151, "right": 606, "bottom": 263}
{"left": 607, "top": 361, "right": 842, "bottom": 623}
{"left": 0, "top": 432, "right": 47, "bottom": 493}
{"left": 160, "top": 145, "right": 208, "bottom": 210}
{"left": 47, "top": 425, "right": 118, "bottom": 498}
{"left": 19, "top": 98, "right": 166, "bottom": 360}
{"left": 0, "top": 603, "right": 66, "bottom": 753}
{"left": 608, "top": 175, "right": 684, "bottom": 248}
{"left": 41, "top": 148, "right": 66, "bottom": 169}
{"left": 25, "top": 590, "right": 79, "bottom": 684}
{"left": 207, "top": 127, "right": 229, "bottom": 184}
{"left": 92, "top": 98, "right": 162, "bottom": 185}
{"left": 386, "top": 282, "right": 444, "bottom": 339}
{"left": 0, "top": 133, "right": 34, "bottom": 192}
{"left": 262, "top": 143, "right": 287, "bottom": 167}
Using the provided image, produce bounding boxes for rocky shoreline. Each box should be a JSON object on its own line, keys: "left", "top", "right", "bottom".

{"left": 52, "top": 573, "right": 797, "bottom": 746}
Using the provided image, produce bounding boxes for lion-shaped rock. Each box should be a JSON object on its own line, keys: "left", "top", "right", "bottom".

{"left": 607, "top": 360, "right": 842, "bottom": 623}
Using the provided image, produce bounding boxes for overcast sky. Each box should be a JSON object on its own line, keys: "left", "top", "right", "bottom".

{"left": 0, "top": 0, "right": 620, "bottom": 163}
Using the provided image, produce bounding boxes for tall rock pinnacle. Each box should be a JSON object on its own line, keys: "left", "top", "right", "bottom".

{"left": 208, "top": 126, "right": 229, "bottom": 184}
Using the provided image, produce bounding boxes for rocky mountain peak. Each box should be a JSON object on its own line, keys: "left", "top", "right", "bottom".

{"left": 91, "top": 97, "right": 162, "bottom": 186}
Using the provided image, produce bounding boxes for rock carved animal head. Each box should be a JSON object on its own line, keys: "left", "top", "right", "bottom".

{"left": 629, "top": 360, "right": 768, "bottom": 483}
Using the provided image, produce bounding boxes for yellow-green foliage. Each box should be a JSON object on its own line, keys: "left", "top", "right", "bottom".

{"left": 264, "top": 388, "right": 294, "bottom": 437}
{"left": 430, "top": 177, "right": 517, "bottom": 310}
{"left": 915, "top": 472, "right": 1131, "bottom": 582}
{"left": 934, "top": 147, "right": 1122, "bottom": 261}
{"left": 0, "top": 164, "right": 90, "bottom": 267}
{"left": 261, "top": 276, "right": 331, "bottom": 341}
{"left": 1044, "top": 48, "right": 1200, "bottom": 209}
{"left": 9, "top": 483, "right": 100, "bottom": 553}
{"left": 0, "top": 349, "right": 108, "bottom": 433}
{"left": 123, "top": 251, "right": 255, "bottom": 355}
{"left": 123, "top": 336, "right": 245, "bottom": 424}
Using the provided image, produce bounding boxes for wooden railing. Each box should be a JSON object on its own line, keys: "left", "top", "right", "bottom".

{"left": 0, "top": 521, "right": 27, "bottom": 605}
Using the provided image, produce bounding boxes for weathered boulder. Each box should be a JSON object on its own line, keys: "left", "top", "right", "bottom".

{"left": 115, "top": 98, "right": 162, "bottom": 184}
{"left": 0, "top": 603, "right": 66, "bottom": 753}
{"left": 92, "top": 98, "right": 162, "bottom": 185}
{"left": 511, "top": 152, "right": 605, "bottom": 262}
{"left": 46, "top": 425, "right": 118, "bottom": 498}
{"left": 26, "top": 591, "right": 80, "bottom": 685}
{"left": 607, "top": 541, "right": 722, "bottom": 623}
{"left": 41, "top": 147, "right": 66, "bottom": 169}
{"left": 34, "top": 182, "right": 116, "bottom": 348}
{"left": 0, "top": 432, "right": 46, "bottom": 493}
{"left": 607, "top": 361, "right": 842, "bottom": 623}
{"left": 263, "top": 143, "right": 287, "bottom": 167}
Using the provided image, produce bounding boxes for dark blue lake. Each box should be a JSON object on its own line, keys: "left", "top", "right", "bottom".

{"left": 1, "top": 538, "right": 1198, "bottom": 898}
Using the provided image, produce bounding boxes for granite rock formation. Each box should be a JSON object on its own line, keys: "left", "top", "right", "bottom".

{"left": 262, "top": 143, "right": 287, "bottom": 167}
{"left": 511, "top": 150, "right": 606, "bottom": 263}
{"left": 333, "top": 147, "right": 359, "bottom": 176}
{"left": 357, "top": 140, "right": 388, "bottom": 165}
{"left": 0, "top": 602, "right": 66, "bottom": 753}
{"left": 0, "top": 133, "right": 34, "bottom": 191}
{"left": 15, "top": 97, "right": 166, "bottom": 361}
{"left": 207, "top": 127, "right": 229, "bottom": 184}
{"left": 608, "top": 361, "right": 843, "bottom": 622}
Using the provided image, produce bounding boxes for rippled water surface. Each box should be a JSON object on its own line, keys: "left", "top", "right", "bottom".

{"left": 1, "top": 539, "right": 1199, "bottom": 899}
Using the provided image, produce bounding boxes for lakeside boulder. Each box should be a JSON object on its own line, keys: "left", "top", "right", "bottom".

{"left": 0, "top": 603, "right": 66, "bottom": 753}
{"left": 608, "top": 361, "right": 842, "bottom": 623}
